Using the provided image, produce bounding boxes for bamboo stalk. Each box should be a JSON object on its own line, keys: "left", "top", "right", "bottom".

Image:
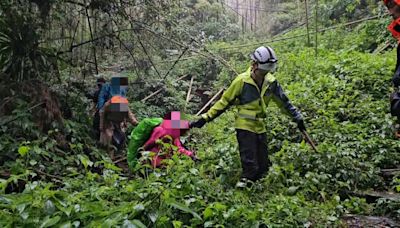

{"left": 186, "top": 75, "right": 194, "bottom": 103}
{"left": 84, "top": 3, "right": 98, "bottom": 74}
{"left": 141, "top": 88, "right": 163, "bottom": 102}
{"left": 113, "top": 157, "right": 127, "bottom": 164}
{"left": 196, "top": 88, "right": 224, "bottom": 116}
{"left": 315, "top": 0, "right": 319, "bottom": 57}
{"left": 305, "top": 0, "right": 311, "bottom": 46}
{"left": 184, "top": 75, "right": 195, "bottom": 111}
{"left": 141, "top": 75, "right": 190, "bottom": 102}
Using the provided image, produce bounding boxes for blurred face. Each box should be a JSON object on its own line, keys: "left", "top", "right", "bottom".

{"left": 164, "top": 111, "right": 189, "bottom": 137}
{"left": 97, "top": 82, "right": 104, "bottom": 89}
{"left": 111, "top": 77, "right": 128, "bottom": 90}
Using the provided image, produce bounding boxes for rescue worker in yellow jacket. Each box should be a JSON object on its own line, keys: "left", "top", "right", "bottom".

{"left": 190, "top": 46, "right": 305, "bottom": 187}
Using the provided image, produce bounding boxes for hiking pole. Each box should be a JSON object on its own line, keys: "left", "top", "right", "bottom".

{"left": 300, "top": 130, "right": 318, "bottom": 153}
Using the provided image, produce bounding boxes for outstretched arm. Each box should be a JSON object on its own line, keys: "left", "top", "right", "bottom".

{"left": 201, "top": 77, "right": 242, "bottom": 122}
{"left": 127, "top": 109, "right": 138, "bottom": 126}
{"left": 173, "top": 138, "right": 194, "bottom": 157}
{"left": 266, "top": 81, "right": 302, "bottom": 121}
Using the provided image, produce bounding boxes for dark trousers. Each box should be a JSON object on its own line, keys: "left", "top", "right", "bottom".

{"left": 93, "top": 111, "right": 100, "bottom": 140}
{"left": 236, "top": 129, "right": 270, "bottom": 181}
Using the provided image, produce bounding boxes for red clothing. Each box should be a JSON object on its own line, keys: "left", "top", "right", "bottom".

{"left": 143, "top": 120, "right": 193, "bottom": 167}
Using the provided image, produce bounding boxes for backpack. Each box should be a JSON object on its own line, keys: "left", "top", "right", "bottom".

{"left": 127, "top": 118, "right": 163, "bottom": 169}
{"left": 105, "top": 95, "right": 129, "bottom": 122}
{"left": 391, "top": 91, "right": 400, "bottom": 117}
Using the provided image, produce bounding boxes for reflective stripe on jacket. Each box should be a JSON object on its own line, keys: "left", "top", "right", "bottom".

{"left": 201, "top": 68, "right": 302, "bottom": 134}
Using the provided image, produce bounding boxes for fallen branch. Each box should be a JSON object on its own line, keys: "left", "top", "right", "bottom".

{"left": 34, "top": 169, "right": 64, "bottom": 184}
{"left": 113, "top": 157, "right": 127, "bottom": 164}
{"left": 373, "top": 41, "right": 392, "bottom": 54}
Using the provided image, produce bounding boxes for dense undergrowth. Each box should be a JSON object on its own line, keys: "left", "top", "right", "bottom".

{"left": 1, "top": 19, "right": 400, "bottom": 227}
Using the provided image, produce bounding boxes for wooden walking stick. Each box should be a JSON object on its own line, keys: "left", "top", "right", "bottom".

{"left": 300, "top": 130, "right": 318, "bottom": 153}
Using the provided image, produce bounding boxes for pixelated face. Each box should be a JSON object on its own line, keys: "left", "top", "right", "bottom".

{"left": 111, "top": 77, "right": 128, "bottom": 90}
{"left": 164, "top": 111, "right": 189, "bottom": 130}
{"left": 109, "top": 103, "right": 129, "bottom": 112}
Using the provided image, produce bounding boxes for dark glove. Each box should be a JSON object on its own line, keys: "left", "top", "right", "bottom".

{"left": 189, "top": 118, "right": 207, "bottom": 128}
{"left": 296, "top": 118, "right": 306, "bottom": 132}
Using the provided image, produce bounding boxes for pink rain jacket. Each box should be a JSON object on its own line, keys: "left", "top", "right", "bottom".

{"left": 143, "top": 120, "right": 193, "bottom": 167}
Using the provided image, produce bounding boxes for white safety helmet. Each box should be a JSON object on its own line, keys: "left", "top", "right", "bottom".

{"left": 250, "top": 46, "right": 278, "bottom": 73}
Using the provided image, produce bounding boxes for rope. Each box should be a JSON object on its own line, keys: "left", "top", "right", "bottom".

{"left": 140, "top": 14, "right": 384, "bottom": 64}
{"left": 218, "top": 15, "right": 382, "bottom": 50}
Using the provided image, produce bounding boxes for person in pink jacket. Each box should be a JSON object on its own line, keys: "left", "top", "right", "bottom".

{"left": 143, "top": 111, "right": 195, "bottom": 168}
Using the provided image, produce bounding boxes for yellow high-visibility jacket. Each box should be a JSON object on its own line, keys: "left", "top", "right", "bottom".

{"left": 201, "top": 68, "right": 302, "bottom": 134}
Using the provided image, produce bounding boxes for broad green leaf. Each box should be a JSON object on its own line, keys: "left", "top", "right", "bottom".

{"left": 214, "top": 203, "right": 227, "bottom": 211}
{"left": 0, "top": 195, "right": 12, "bottom": 204}
{"left": 203, "top": 207, "right": 213, "bottom": 219}
{"left": 59, "top": 221, "right": 72, "bottom": 228}
{"left": 29, "top": 159, "right": 37, "bottom": 166}
{"left": 18, "top": 146, "right": 30, "bottom": 156}
{"left": 72, "top": 221, "right": 80, "bottom": 227}
{"left": 130, "top": 219, "right": 147, "bottom": 228}
{"left": 21, "top": 212, "right": 29, "bottom": 220}
{"left": 169, "top": 201, "right": 202, "bottom": 220}
{"left": 102, "top": 218, "right": 118, "bottom": 228}
{"left": 133, "top": 203, "right": 145, "bottom": 212}
{"left": 40, "top": 215, "right": 61, "bottom": 228}
{"left": 78, "top": 155, "right": 93, "bottom": 169}
{"left": 44, "top": 200, "right": 55, "bottom": 215}
{"left": 16, "top": 203, "right": 26, "bottom": 214}
{"left": 148, "top": 212, "right": 158, "bottom": 223}
{"left": 204, "top": 221, "right": 214, "bottom": 227}
{"left": 172, "top": 220, "right": 183, "bottom": 228}
{"left": 122, "top": 220, "right": 135, "bottom": 228}
{"left": 0, "top": 179, "right": 8, "bottom": 192}
{"left": 287, "top": 186, "right": 299, "bottom": 195}
{"left": 327, "top": 216, "right": 338, "bottom": 222}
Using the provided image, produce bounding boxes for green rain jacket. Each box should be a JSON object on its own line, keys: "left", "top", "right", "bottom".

{"left": 201, "top": 68, "right": 302, "bottom": 134}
